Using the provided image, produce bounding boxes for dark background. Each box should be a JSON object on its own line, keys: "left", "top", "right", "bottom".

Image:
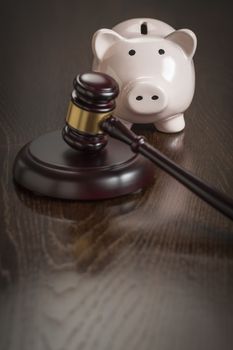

{"left": 0, "top": 1, "right": 233, "bottom": 350}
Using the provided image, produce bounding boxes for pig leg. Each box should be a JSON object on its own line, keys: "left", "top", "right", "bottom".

{"left": 154, "top": 113, "right": 185, "bottom": 133}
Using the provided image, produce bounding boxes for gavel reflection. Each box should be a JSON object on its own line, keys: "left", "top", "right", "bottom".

{"left": 62, "top": 72, "right": 233, "bottom": 221}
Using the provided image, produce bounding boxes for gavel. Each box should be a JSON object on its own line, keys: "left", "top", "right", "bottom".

{"left": 62, "top": 72, "right": 233, "bottom": 221}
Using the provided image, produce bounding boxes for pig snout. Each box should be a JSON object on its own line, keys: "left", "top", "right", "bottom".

{"left": 125, "top": 81, "right": 168, "bottom": 115}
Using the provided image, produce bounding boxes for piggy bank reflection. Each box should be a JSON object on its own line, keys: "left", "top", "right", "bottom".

{"left": 92, "top": 18, "right": 197, "bottom": 133}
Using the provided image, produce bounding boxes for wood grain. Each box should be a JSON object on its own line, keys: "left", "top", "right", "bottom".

{"left": 0, "top": 1, "right": 233, "bottom": 349}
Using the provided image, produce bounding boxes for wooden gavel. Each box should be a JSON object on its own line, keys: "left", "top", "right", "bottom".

{"left": 62, "top": 72, "right": 233, "bottom": 221}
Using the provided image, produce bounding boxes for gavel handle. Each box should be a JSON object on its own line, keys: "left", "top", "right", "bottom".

{"left": 101, "top": 116, "right": 233, "bottom": 221}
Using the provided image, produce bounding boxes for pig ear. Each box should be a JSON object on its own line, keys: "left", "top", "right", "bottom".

{"left": 92, "top": 29, "right": 125, "bottom": 61}
{"left": 165, "top": 29, "right": 197, "bottom": 59}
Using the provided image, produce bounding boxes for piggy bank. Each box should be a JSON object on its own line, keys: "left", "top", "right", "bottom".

{"left": 92, "top": 18, "right": 197, "bottom": 133}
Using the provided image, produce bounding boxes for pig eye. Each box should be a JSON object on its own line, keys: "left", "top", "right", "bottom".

{"left": 158, "top": 49, "right": 165, "bottom": 55}
{"left": 128, "top": 49, "right": 136, "bottom": 56}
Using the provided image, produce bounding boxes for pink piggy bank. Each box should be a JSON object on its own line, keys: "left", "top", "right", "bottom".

{"left": 92, "top": 18, "right": 197, "bottom": 133}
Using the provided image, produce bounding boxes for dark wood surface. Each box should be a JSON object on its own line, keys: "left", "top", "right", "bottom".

{"left": 0, "top": 1, "right": 233, "bottom": 349}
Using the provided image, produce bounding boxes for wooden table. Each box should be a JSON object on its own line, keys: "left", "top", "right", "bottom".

{"left": 0, "top": 1, "right": 233, "bottom": 349}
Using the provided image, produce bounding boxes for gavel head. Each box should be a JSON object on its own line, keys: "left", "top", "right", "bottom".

{"left": 62, "top": 72, "right": 119, "bottom": 152}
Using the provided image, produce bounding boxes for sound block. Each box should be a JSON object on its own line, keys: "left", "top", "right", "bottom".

{"left": 13, "top": 130, "right": 155, "bottom": 200}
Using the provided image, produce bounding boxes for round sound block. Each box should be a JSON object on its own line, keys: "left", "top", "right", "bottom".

{"left": 13, "top": 130, "right": 155, "bottom": 200}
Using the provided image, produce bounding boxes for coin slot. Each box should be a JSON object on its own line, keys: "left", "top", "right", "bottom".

{"left": 141, "top": 22, "right": 148, "bottom": 35}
